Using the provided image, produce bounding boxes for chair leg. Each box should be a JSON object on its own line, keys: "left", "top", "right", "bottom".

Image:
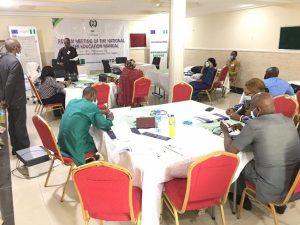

{"left": 160, "top": 197, "right": 163, "bottom": 223}
{"left": 44, "top": 157, "right": 55, "bottom": 187}
{"left": 60, "top": 164, "right": 74, "bottom": 202}
{"left": 206, "top": 90, "right": 212, "bottom": 105}
{"left": 237, "top": 188, "right": 247, "bottom": 219}
{"left": 173, "top": 208, "right": 179, "bottom": 225}
{"left": 136, "top": 214, "right": 141, "bottom": 225}
{"left": 210, "top": 206, "right": 216, "bottom": 220}
{"left": 219, "top": 204, "right": 226, "bottom": 225}
{"left": 269, "top": 204, "right": 279, "bottom": 225}
{"left": 99, "top": 220, "right": 103, "bottom": 225}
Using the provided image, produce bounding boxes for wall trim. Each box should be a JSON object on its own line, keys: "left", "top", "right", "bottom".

{"left": 184, "top": 47, "right": 300, "bottom": 54}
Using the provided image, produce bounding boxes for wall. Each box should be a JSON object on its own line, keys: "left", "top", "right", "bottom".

{"left": 184, "top": 3, "right": 300, "bottom": 87}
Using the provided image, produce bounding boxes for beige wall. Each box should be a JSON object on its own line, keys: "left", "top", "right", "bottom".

{"left": 184, "top": 3, "right": 300, "bottom": 87}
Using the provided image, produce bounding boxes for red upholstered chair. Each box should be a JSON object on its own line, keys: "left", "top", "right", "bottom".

{"left": 163, "top": 151, "right": 239, "bottom": 225}
{"left": 27, "top": 75, "right": 64, "bottom": 119}
{"left": 92, "top": 82, "right": 110, "bottom": 110}
{"left": 72, "top": 161, "right": 142, "bottom": 225}
{"left": 296, "top": 91, "right": 300, "bottom": 128}
{"left": 32, "top": 115, "right": 96, "bottom": 202}
{"left": 238, "top": 170, "right": 300, "bottom": 225}
{"left": 131, "top": 77, "right": 151, "bottom": 106}
{"left": 213, "top": 66, "right": 229, "bottom": 97}
{"left": 274, "top": 95, "right": 299, "bottom": 119}
{"left": 171, "top": 82, "right": 193, "bottom": 103}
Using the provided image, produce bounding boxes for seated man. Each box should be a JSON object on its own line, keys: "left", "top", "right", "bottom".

{"left": 221, "top": 92, "right": 300, "bottom": 213}
{"left": 58, "top": 87, "right": 114, "bottom": 166}
{"left": 189, "top": 57, "right": 217, "bottom": 101}
{"left": 264, "top": 66, "right": 294, "bottom": 97}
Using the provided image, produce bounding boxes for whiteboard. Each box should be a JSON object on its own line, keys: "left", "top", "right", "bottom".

{"left": 8, "top": 26, "right": 42, "bottom": 75}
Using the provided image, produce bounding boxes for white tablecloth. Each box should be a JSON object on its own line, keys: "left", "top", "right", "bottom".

{"left": 146, "top": 69, "right": 169, "bottom": 92}
{"left": 111, "top": 63, "right": 157, "bottom": 75}
{"left": 96, "top": 100, "right": 253, "bottom": 225}
{"left": 65, "top": 82, "right": 118, "bottom": 108}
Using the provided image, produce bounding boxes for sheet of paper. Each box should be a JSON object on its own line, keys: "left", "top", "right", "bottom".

{"left": 111, "top": 123, "right": 132, "bottom": 141}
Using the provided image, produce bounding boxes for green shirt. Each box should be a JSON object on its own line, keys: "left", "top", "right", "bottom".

{"left": 58, "top": 98, "right": 113, "bottom": 166}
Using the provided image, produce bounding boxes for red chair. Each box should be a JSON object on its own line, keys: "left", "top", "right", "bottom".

{"left": 32, "top": 115, "right": 96, "bottom": 202}
{"left": 296, "top": 91, "right": 300, "bottom": 128}
{"left": 92, "top": 82, "right": 110, "bottom": 110}
{"left": 238, "top": 169, "right": 300, "bottom": 225}
{"left": 274, "top": 95, "right": 299, "bottom": 119}
{"left": 131, "top": 77, "right": 151, "bottom": 106}
{"left": 163, "top": 151, "right": 239, "bottom": 225}
{"left": 213, "top": 66, "right": 229, "bottom": 97}
{"left": 27, "top": 75, "right": 64, "bottom": 119}
{"left": 72, "top": 161, "right": 142, "bottom": 225}
{"left": 171, "top": 82, "right": 193, "bottom": 103}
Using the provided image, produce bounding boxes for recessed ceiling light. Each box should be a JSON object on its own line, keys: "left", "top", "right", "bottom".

{"left": 156, "top": 3, "right": 161, "bottom": 7}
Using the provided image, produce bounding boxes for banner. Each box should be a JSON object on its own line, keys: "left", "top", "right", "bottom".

{"left": 8, "top": 26, "right": 42, "bottom": 74}
{"left": 149, "top": 29, "right": 169, "bottom": 70}
{"left": 53, "top": 18, "right": 129, "bottom": 71}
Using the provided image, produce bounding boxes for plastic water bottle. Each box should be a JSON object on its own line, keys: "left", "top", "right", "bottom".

{"left": 169, "top": 114, "right": 176, "bottom": 138}
{"left": 0, "top": 106, "right": 6, "bottom": 124}
{"left": 155, "top": 110, "right": 162, "bottom": 132}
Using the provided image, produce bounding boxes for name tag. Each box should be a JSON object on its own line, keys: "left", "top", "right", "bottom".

{"left": 67, "top": 50, "right": 70, "bottom": 55}
{"left": 231, "top": 63, "right": 234, "bottom": 67}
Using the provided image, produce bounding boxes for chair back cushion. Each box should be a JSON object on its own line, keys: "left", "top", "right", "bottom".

{"left": 32, "top": 115, "right": 62, "bottom": 160}
{"left": 274, "top": 95, "right": 298, "bottom": 118}
{"left": 92, "top": 83, "right": 110, "bottom": 109}
{"left": 217, "top": 66, "right": 229, "bottom": 83}
{"left": 102, "top": 60, "right": 111, "bottom": 73}
{"left": 116, "top": 57, "right": 127, "bottom": 64}
{"left": 132, "top": 77, "right": 151, "bottom": 100}
{"left": 172, "top": 82, "right": 193, "bottom": 102}
{"left": 73, "top": 163, "right": 141, "bottom": 221}
{"left": 186, "top": 154, "right": 238, "bottom": 208}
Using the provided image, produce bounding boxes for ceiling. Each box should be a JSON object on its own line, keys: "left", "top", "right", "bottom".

{"left": 0, "top": 0, "right": 300, "bottom": 18}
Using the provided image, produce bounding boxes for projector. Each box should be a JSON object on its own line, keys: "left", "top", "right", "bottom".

{"left": 16, "top": 146, "right": 51, "bottom": 178}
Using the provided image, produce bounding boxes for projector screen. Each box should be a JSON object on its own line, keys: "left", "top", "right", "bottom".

{"left": 279, "top": 26, "right": 300, "bottom": 50}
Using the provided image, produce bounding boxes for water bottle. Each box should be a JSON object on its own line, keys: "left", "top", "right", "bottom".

{"left": 155, "top": 110, "right": 162, "bottom": 132}
{"left": 0, "top": 106, "right": 6, "bottom": 124}
{"left": 169, "top": 114, "right": 176, "bottom": 138}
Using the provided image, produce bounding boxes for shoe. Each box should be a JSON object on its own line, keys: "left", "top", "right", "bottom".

{"left": 275, "top": 205, "right": 287, "bottom": 214}
{"left": 85, "top": 154, "right": 100, "bottom": 164}
{"left": 228, "top": 192, "right": 252, "bottom": 210}
{"left": 12, "top": 150, "right": 16, "bottom": 155}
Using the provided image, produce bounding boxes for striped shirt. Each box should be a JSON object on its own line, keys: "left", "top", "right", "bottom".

{"left": 36, "top": 76, "right": 64, "bottom": 99}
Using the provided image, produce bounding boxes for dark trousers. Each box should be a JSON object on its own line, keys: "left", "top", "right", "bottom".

{"left": 41, "top": 93, "right": 66, "bottom": 116}
{"left": 7, "top": 104, "right": 30, "bottom": 152}
{"left": 190, "top": 81, "right": 210, "bottom": 100}
{"left": 237, "top": 160, "right": 258, "bottom": 196}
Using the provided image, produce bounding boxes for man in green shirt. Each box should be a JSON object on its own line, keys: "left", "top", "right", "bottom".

{"left": 58, "top": 87, "right": 113, "bottom": 166}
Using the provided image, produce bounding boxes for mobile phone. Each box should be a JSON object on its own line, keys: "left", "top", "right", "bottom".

{"left": 130, "top": 128, "right": 141, "bottom": 135}
{"left": 205, "top": 107, "right": 214, "bottom": 112}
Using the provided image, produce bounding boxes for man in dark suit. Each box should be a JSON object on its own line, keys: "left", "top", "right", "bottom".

{"left": 0, "top": 38, "right": 30, "bottom": 155}
{"left": 56, "top": 38, "right": 78, "bottom": 74}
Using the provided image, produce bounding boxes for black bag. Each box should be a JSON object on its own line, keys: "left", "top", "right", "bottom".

{"left": 291, "top": 83, "right": 300, "bottom": 93}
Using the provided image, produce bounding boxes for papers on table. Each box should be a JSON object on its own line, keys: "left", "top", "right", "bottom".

{"left": 194, "top": 112, "right": 229, "bottom": 123}
{"left": 111, "top": 123, "right": 132, "bottom": 141}
{"left": 56, "top": 78, "right": 64, "bottom": 82}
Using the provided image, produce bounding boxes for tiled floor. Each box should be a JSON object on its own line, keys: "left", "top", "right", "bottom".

{"left": 8, "top": 90, "right": 300, "bottom": 225}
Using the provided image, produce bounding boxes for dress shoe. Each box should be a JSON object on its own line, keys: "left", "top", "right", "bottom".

{"left": 228, "top": 192, "right": 252, "bottom": 210}
{"left": 275, "top": 205, "right": 287, "bottom": 214}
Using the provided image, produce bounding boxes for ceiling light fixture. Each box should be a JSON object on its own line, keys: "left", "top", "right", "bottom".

{"left": 0, "top": 0, "right": 14, "bottom": 7}
{"left": 155, "top": 3, "right": 161, "bottom": 7}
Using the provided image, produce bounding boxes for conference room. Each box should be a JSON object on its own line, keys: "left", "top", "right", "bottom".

{"left": 1, "top": 1, "right": 300, "bottom": 225}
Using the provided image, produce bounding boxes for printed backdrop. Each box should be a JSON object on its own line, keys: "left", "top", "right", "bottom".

{"left": 53, "top": 18, "right": 129, "bottom": 71}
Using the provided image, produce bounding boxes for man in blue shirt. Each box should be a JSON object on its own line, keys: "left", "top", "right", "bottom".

{"left": 264, "top": 67, "right": 294, "bottom": 97}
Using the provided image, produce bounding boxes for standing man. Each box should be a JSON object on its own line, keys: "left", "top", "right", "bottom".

{"left": 56, "top": 38, "right": 78, "bottom": 74}
{"left": 0, "top": 38, "right": 30, "bottom": 155}
{"left": 226, "top": 51, "right": 240, "bottom": 85}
